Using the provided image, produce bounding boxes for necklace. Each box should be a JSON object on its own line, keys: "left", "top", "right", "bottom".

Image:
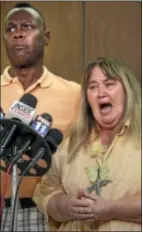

{"left": 85, "top": 140, "right": 112, "bottom": 195}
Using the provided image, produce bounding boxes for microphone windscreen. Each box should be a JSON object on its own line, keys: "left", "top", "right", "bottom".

{"left": 48, "top": 128, "right": 63, "bottom": 145}
{"left": 19, "top": 93, "right": 37, "bottom": 108}
{"left": 41, "top": 113, "right": 53, "bottom": 123}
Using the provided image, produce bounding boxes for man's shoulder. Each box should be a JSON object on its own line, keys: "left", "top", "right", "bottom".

{"left": 46, "top": 69, "right": 81, "bottom": 92}
{"left": 57, "top": 75, "right": 81, "bottom": 91}
{"left": 0, "top": 66, "right": 11, "bottom": 86}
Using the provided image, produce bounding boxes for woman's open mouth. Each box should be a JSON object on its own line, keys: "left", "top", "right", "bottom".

{"left": 100, "top": 103, "right": 112, "bottom": 115}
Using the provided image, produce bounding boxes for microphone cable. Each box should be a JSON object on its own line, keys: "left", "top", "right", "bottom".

{"left": 10, "top": 145, "right": 52, "bottom": 232}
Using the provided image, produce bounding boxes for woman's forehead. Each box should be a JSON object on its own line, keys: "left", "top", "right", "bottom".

{"left": 88, "top": 66, "right": 119, "bottom": 83}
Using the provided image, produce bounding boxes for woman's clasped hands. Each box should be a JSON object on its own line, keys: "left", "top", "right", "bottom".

{"left": 67, "top": 189, "right": 114, "bottom": 222}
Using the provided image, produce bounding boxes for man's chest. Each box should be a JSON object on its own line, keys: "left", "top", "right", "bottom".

{"left": 1, "top": 86, "right": 77, "bottom": 132}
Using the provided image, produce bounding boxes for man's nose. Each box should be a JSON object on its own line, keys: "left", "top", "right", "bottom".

{"left": 13, "top": 30, "right": 25, "bottom": 40}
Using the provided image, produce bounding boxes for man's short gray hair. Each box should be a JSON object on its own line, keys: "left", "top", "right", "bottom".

{"left": 5, "top": 2, "right": 46, "bottom": 29}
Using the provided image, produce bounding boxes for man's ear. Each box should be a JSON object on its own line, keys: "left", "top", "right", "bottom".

{"left": 44, "top": 28, "right": 50, "bottom": 46}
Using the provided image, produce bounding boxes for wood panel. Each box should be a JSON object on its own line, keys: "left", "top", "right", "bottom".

{"left": 84, "top": 1, "right": 141, "bottom": 83}
{"left": 1, "top": 1, "right": 83, "bottom": 83}
{"left": 1, "top": 1, "right": 141, "bottom": 84}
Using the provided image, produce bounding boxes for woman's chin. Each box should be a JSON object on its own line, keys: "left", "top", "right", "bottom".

{"left": 100, "top": 117, "right": 117, "bottom": 129}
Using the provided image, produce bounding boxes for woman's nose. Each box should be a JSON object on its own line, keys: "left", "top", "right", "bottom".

{"left": 97, "top": 86, "right": 107, "bottom": 98}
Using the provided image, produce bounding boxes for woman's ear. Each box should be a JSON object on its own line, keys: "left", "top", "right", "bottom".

{"left": 44, "top": 28, "right": 50, "bottom": 46}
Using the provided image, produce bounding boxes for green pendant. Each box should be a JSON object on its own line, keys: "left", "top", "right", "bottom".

{"left": 85, "top": 166, "right": 112, "bottom": 196}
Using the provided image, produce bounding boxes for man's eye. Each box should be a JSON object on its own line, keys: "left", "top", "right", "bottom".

{"left": 6, "top": 27, "right": 16, "bottom": 33}
{"left": 23, "top": 24, "right": 33, "bottom": 30}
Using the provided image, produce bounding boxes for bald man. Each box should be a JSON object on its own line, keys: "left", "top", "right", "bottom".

{"left": 1, "top": 2, "right": 81, "bottom": 231}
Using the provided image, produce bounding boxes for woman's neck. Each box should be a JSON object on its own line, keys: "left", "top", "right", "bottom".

{"left": 99, "top": 125, "right": 122, "bottom": 146}
{"left": 100, "top": 130, "right": 114, "bottom": 146}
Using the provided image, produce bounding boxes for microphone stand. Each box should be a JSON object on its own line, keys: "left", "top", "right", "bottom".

{"left": 0, "top": 119, "right": 53, "bottom": 231}
{"left": 10, "top": 146, "right": 19, "bottom": 232}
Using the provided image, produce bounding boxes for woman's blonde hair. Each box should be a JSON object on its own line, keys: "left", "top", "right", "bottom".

{"left": 66, "top": 57, "right": 141, "bottom": 161}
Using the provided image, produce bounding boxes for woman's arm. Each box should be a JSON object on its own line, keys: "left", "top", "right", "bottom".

{"left": 33, "top": 149, "right": 66, "bottom": 220}
{"left": 47, "top": 192, "right": 95, "bottom": 222}
{"left": 33, "top": 146, "right": 93, "bottom": 223}
{"left": 47, "top": 193, "right": 72, "bottom": 222}
{"left": 83, "top": 193, "right": 141, "bottom": 223}
{"left": 111, "top": 194, "right": 141, "bottom": 223}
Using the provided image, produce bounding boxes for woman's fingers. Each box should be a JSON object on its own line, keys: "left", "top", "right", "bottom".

{"left": 71, "top": 206, "right": 92, "bottom": 214}
{"left": 84, "top": 192, "right": 98, "bottom": 201}
{"left": 71, "top": 198, "right": 89, "bottom": 207}
{"left": 70, "top": 212, "right": 94, "bottom": 220}
{"left": 76, "top": 188, "right": 85, "bottom": 199}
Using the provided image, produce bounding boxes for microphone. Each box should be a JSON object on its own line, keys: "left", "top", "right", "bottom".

{"left": 45, "top": 128, "right": 63, "bottom": 154}
{"left": 31, "top": 113, "right": 53, "bottom": 137}
{"left": 11, "top": 113, "right": 53, "bottom": 169}
{"left": 16, "top": 112, "right": 53, "bottom": 159}
{"left": 0, "top": 94, "right": 38, "bottom": 157}
{"left": 7, "top": 93, "right": 37, "bottom": 125}
{"left": 23, "top": 128, "right": 63, "bottom": 172}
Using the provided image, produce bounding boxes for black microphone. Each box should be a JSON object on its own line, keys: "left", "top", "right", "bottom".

{"left": 7, "top": 112, "right": 53, "bottom": 167}
{"left": 19, "top": 112, "right": 53, "bottom": 155}
{"left": 8, "top": 112, "right": 53, "bottom": 168}
{"left": 45, "top": 128, "right": 63, "bottom": 154}
{"left": 24, "top": 128, "right": 63, "bottom": 171}
{"left": 0, "top": 94, "right": 38, "bottom": 157}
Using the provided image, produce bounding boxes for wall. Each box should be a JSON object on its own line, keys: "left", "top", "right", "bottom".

{"left": 1, "top": 1, "right": 141, "bottom": 83}
{"left": 84, "top": 1, "right": 142, "bottom": 83}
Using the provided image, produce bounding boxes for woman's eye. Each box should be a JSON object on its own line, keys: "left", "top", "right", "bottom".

{"left": 106, "top": 82, "right": 114, "bottom": 86}
{"left": 89, "top": 85, "right": 97, "bottom": 90}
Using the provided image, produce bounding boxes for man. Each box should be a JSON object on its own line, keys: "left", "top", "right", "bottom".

{"left": 0, "top": 2, "right": 81, "bottom": 231}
